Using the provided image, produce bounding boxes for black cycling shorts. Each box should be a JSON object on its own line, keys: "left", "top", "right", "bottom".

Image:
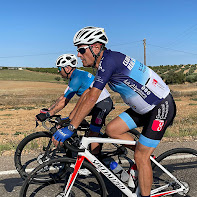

{"left": 88, "top": 97, "right": 113, "bottom": 133}
{"left": 119, "top": 94, "right": 176, "bottom": 147}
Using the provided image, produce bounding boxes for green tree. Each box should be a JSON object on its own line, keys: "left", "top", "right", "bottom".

{"left": 165, "top": 71, "right": 186, "bottom": 84}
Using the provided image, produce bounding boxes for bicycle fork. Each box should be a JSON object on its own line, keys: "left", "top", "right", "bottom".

{"left": 64, "top": 155, "right": 85, "bottom": 197}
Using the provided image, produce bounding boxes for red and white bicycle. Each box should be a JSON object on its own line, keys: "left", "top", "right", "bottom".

{"left": 20, "top": 128, "right": 197, "bottom": 197}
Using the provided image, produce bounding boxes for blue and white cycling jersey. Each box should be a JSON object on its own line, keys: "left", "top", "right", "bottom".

{"left": 93, "top": 50, "right": 170, "bottom": 114}
{"left": 64, "top": 69, "right": 110, "bottom": 103}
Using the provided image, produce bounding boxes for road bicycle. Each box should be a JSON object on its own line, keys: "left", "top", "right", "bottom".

{"left": 15, "top": 115, "right": 140, "bottom": 182}
{"left": 19, "top": 126, "right": 197, "bottom": 196}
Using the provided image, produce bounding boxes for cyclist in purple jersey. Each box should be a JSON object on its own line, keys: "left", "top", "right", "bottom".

{"left": 52, "top": 27, "right": 176, "bottom": 197}
{"left": 36, "top": 54, "right": 113, "bottom": 155}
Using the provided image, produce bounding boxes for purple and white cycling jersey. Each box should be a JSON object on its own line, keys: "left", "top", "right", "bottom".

{"left": 93, "top": 49, "right": 170, "bottom": 114}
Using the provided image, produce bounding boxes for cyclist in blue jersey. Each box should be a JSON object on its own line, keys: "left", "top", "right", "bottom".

{"left": 36, "top": 54, "right": 113, "bottom": 155}
{"left": 52, "top": 27, "right": 176, "bottom": 197}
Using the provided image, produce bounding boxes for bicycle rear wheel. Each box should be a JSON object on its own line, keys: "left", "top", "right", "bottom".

{"left": 20, "top": 157, "right": 107, "bottom": 197}
{"left": 152, "top": 148, "right": 197, "bottom": 197}
{"left": 14, "top": 131, "right": 65, "bottom": 181}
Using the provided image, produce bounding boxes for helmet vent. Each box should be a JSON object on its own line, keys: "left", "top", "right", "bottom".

{"left": 66, "top": 57, "right": 71, "bottom": 60}
{"left": 71, "top": 60, "right": 76, "bottom": 65}
{"left": 88, "top": 38, "right": 94, "bottom": 42}
{"left": 57, "top": 58, "right": 63, "bottom": 65}
{"left": 79, "top": 30, "right": 89, "bottom": 39}
{"left": 100, "top": 35, "right": 107, "bottom": 41}
{"left": 95, "top": 31, "right": 102, "bottom": 36}
{"left": 75, "top": 31, "right": 82, "bottom": 40}
{"left": 84, "top": 31, "right": 94, "bottom": 39}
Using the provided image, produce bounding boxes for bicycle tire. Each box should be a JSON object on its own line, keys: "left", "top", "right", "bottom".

{"left": 152, "top": 148, "right": 197, "bottom": 197}
{"left": 19, "top": 157, "right": 107, "bottom": 197}
{"left": 14, "top": 131, "right": 66, "bottom": 181}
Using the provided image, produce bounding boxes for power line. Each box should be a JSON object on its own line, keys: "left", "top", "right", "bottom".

{"left": 165, "top": 23, "right": 197, "bottom": 48}
{"left": 109, "top": 40, "right": 142, "bottom": 47}
{"left": 148, "top": 43, "right": 197, "bottom": 56}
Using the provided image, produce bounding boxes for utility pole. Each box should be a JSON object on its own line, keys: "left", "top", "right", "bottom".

{"left": 143, "top": 38, "right": 146, "bottom": 65}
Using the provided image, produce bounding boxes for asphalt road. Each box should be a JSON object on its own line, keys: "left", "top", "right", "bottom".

{"left": 0, "top": 140, "right": 196, "bottom": 197}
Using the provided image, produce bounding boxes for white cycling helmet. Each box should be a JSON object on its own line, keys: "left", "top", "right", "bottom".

{"left": 73, "top": 26, "right": 108, "bottom": 46}
{"left": 56, "top": 54, "right": 78, "bottom": 68}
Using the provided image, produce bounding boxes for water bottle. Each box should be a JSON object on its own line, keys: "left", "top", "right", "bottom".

{"left": 128, "top": 161, "right": 138, "bottom": 188}
{"left": 110, "top": 161, "right": 129, "bottom": 182}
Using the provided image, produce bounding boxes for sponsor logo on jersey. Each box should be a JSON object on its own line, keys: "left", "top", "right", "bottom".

{"left": 123, "top": 79, "right": 150, "bottom": 99}
{"left": 152, "top": 79, "right": 158, "bottom": 86}
{"left": 152, "top": 119, "right": 164, "bottom": 131}
{"left": 152, "top": 78, "right": 165, "bottom": 90}
{"left": 123, "top": 56, "right": 135, "bottom": 71}
{"left": 68, "top": 87, "right": 73, "bottom": 91}
{"left": 95, "top": 76, "right": 104, "bottom": 84}
{"left": 88, "top": 73, "right": 92, "bottom": 78}
{"left": 141, "top": 86, "right": 151, "bottom": 95}
{"left": 98, "top": 57, "right": 105, "bottom": 72}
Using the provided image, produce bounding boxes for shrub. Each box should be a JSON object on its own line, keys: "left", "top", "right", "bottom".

{"left": 186, "top": 74, "right": 197, "bottom": 83}
{"left": 165, "top": 71, "right": 186, "bottom": 84}
{"left": 55, "top": 77, "right": 61, "bottom": 81}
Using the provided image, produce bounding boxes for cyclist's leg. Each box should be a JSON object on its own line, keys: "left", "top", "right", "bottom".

{"left": 135, "top": 93, "right": 176, "bottom": 196}
{"left": 106, "top": 116, "right": 135, "bottom": 141}
{"left": 134, "top": 143, "right": 155, "bottom": 196}
{"left": 106, "top": 108, "right": 141, "bottom": 151}
{"left": 89, "top": 97, "right": 113, "bottom": 155}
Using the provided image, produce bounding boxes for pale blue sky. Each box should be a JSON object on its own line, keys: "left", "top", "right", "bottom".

{"left": 0, "top": 0, "right": 197, "bottom": 67}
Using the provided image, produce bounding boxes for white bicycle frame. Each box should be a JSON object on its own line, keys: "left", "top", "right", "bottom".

{"left": 64, "top": 137, "right": 187, "bottom": 197}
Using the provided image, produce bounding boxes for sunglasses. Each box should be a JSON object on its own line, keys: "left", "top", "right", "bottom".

{"left": 57, "top": 67, "right": 62, "bottom": 72}
{"left": 77, "top": 46, "right": 90, "bottom": 54}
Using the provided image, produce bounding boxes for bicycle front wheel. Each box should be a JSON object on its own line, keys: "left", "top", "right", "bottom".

{"left": 14, "top": 131, "right": 65, "bottom": 181}
{"left": 152, "top": 148, "right": 197, "bottom": 197}
{"left": 20, "top": 157, "right": 107, "bottom": 197}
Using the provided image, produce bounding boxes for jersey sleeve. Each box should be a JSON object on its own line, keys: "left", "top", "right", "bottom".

{"left": 93, "top": 56, "right": 115, "bottom": 90}
{"left": 64, "top": 77, "right": 82, "bottom": 99}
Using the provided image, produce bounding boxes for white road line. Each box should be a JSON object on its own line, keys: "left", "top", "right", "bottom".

{"left": 0, "top": 154, "right": 195, "bottom": 176}
{"left": 0, "top": 168, "right": 33, "bottom": 176}
{"left": 163, "top": 154, "right": 196, "bottom": 160}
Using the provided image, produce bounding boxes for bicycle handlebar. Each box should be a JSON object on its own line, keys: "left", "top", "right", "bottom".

{"left": 64, "top": 140, "right": 85, "bottom": 153}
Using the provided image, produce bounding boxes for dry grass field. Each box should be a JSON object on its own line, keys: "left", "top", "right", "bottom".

{"left": 0, "top": 80, "right": 197, "bottom": 155}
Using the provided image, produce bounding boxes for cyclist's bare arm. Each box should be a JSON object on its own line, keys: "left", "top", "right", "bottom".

{"left": 49, "top": 95, "right": 70, "bottom": 116}
{"left": 69, "top": 88, "right": 90, "bottom": 120}
{"left": 48, "top": 94, "right": 64, "bottom": 110}
{"left": 70, "top": 87, "right": 102, "bottom": 128}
